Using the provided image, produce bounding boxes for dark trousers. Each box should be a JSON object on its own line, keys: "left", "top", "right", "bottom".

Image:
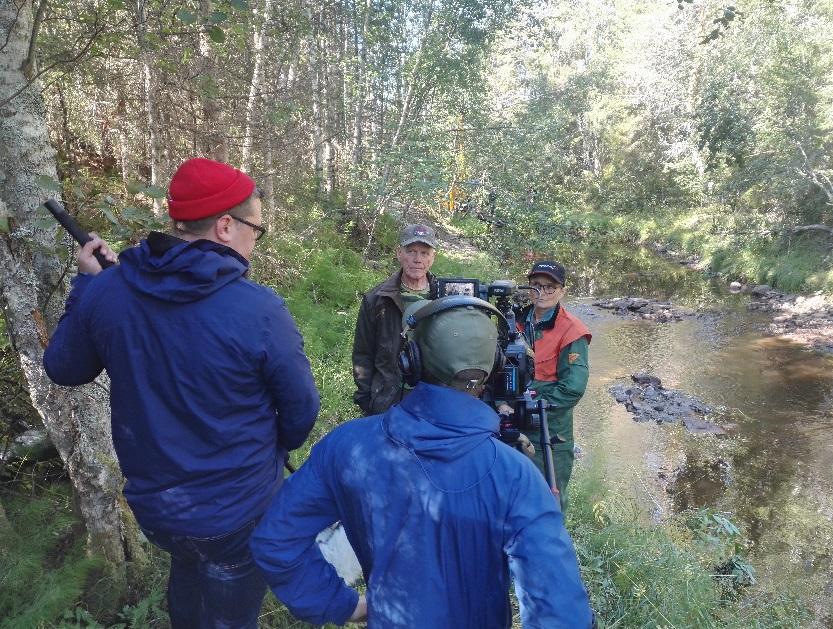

{"left": 142, "top": 520, "right": 267, "bottom": 629}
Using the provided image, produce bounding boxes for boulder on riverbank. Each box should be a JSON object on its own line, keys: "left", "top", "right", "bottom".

{"left": 593, "top": 297, "right": 696, "bottom": 322}
{"left": 742, "top": 287, "right": 833, "bottom": 355}
{"left": 610, "top": 373, "right": 728, "bottom": 435}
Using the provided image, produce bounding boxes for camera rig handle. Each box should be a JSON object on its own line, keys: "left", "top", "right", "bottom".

{"left": 535, "top": 399, "right": 559, "bottom": 495}
{"left": 44, "top": 199, "right": 115, "bottom": 270}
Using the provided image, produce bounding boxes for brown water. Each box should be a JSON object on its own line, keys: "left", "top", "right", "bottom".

{"left": 509, "top": 246, "right": 833, "bottom": 615}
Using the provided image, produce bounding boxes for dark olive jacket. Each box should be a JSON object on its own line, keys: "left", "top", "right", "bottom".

{"left": 352, "top": 269, "right": 435, "bottom": 415}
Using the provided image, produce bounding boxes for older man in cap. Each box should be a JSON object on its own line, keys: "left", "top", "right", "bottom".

{"left": 44, "top": 157, "right": 320, "bottom": 628}
{"left": 351, "top": 223, "right": 438, "bottom": 415}
{"left": 252, "top": 296, "right": 594, "bottom": 628}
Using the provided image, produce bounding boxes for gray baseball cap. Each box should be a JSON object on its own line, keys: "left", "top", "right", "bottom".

{"left": 400, "top": 224, "right": 437, "bottom": 248}
{"left": 405, "top": 301, "right": 498, "bottom": 386}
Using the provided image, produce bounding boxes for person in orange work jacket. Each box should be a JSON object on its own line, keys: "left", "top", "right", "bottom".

{"left": 516, "top": 260, "right": 591, "bottom": 513}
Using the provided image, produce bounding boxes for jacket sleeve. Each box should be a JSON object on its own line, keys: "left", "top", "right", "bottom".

{"left": 43, "top": 274, "right": 105, "bottom": 386}
{"left": 351, "top": 294, "right": 376, "bottom": 414}
{"left": 262, "top": 299, "right": 320, "bottom": 451}
{"left": 249, "top": 444, "right": 359, "bottom": 626}
{"left": 504, "top": 462, "right": 593, "bottom": 628}
{"left": 531, "top": 337, "right": 589, "bottom": 411}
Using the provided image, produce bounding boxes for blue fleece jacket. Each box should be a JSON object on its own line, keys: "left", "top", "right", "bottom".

{"left": 43, "top": 234, "right": 319, "bottom": 536}
{"left": 250, "top": 382, "right": 592, "bottom": 628}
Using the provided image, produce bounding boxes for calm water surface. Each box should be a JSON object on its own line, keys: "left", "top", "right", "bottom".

{"left": 504, "top": 246, "right": 833, "bottom": 612}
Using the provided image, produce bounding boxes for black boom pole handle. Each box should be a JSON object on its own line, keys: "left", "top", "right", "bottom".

{"left": 537, "top": 400, "right": 559, "bottom": 495}
{"left": 44, "top": 200, "right": 114, "bottom": 270}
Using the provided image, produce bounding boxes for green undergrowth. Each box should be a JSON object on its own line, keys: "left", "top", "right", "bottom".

{"left": 1, "top": 488, "right": 84, "bottom": 626}
{"left": 455, "top": 203, "right": 833, "bottom": 294}
{"left": 566, "top": 463, "right": 810, "bottom": 629}
{"left": 626, "top": 206, "right": 833, "bottom": 293}
{"left": 0, "top": 484, "right": 105, "bottom": 627}
{"left": 249, "top": 218, "right": 509, "bottom": 462}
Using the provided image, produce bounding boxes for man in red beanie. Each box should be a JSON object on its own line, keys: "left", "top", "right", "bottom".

{"left": 44, "top": 158, "right": 322, "bottom": 628}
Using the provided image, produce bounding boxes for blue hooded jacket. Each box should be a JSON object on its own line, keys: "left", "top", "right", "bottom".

{"left": 250, "top": 382, "right": 592, "bottom": 628}
{"left": 44, "top": 233, "right": 319, "bottom": 536}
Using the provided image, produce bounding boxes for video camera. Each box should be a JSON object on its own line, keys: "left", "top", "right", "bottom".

{"left": 431, "top": 277, "right": 548, "bottom": 445}
{"left": 431, "top": 277, "right": 560, "bottom": 492}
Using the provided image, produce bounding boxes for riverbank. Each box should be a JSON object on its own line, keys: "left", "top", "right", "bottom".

{"left": 652, "top": 244, "right": 833, "bottom": 356}
{"left": 1, "top": 214, "right": 827, "bottom": 627}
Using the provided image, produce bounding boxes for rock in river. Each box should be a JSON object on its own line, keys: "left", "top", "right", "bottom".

{"left": 609, "top": 373, "right": 727, "bottom": 435}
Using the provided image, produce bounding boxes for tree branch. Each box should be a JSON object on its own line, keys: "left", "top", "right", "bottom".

{"left": 0, "top": 0, "right": 25, "bottom": 54}
{"left": 22, "top": 0, "right": 48, "bottom": 79}
{"left": 0, "top": 14, "right": 114, "bottom": 109}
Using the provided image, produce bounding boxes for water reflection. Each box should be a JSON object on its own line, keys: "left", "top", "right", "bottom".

{"left": 558, "top": 251, "right": 833, "bottom": 607}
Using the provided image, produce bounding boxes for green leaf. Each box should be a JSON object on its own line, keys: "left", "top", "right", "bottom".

{"left": 122, "top": 205, "right": 150, "bottom": 222}
{"left": 209, "top": 10, "right": 228, "bottom": 24}
{"left": 0, "top": 216, "right": 9, "bottom": 233}
{"left": 100, "top": 207, "right": 119, "bottom": 224}
{"left": 126, "top": 180, "right": 146, "bottom": 195}
{"left": 177, "top": 10, "right": 197, "bottom": 24}
{"left": 208, "top": 25, "right": 226, "bottom": 43}
{"left": 143, "top": 185, "right": 167, "bottom": 199}
{"left": 37, "top": 175, "right": 62, "bottom": 192}
{"left": 33, "top": 216, "right": 57, "bottom": 231}
{"left": 108, "top": 0, "right": 125, "bottom": 8}
{"left": 230, "top": 0, "right": 248, "bottom": 10}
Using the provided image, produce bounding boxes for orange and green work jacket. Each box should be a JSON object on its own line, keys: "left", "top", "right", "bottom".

{"left": 517, "top": 303, "right": 592, "bottom": 448}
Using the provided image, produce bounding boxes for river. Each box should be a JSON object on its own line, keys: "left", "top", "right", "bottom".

{"left": 540, "top": 245, "right": 833, "bottom": 619}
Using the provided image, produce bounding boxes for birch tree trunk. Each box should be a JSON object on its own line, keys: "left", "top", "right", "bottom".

{"left": 344, "top": 0, "right": 371, "bottom": 214}
{"left": 241, "top": 0, "right": 274, "bottom": 173}
{"left": 136, "top": 0, "right": 163, "bottom": 214}
{"left": 198, "top": 0, "right": 228, "bottom": 162}
{"left": 0, "top": 0, "right": 142, "bottom": 585}
{"left": 305, "top": 2, "right": 325, "bottom": 192}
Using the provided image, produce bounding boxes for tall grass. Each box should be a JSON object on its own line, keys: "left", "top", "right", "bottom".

{"left": 565, "top": 462, "right": 809, "bottom": 629}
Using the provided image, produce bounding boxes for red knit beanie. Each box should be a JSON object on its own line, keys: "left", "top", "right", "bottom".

{"left": 168, "top": 158, "right": 256, "bottom": 220}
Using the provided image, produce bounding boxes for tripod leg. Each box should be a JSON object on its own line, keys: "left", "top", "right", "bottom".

{"left": 538, "top": 401, "right": 559, "bottom": 497}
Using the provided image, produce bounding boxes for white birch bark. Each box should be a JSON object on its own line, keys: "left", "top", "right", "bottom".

{"left": 345, "top": 0, "right": 371, "bottom": 213}
{"left": 242, "top": 0, "right": 274, "bottom": 173}
{"left": 0, "top": 0, "right": 141, "bottom": 574}
{"left": 304, "top": 1, "right": 325, "bottom": 190}
{"left": 135, "top": 0, "right": 163, "bottom": 214}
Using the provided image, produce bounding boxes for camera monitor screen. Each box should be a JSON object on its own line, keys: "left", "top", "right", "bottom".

{"left": 437, "top": 278, "right": 480, "bottom": 298}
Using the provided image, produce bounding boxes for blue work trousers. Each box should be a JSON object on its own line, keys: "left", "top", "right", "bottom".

{"left": 142, "top": 520, "right": 267, "bottom": 629}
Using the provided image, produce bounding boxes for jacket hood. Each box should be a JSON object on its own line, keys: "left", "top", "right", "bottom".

{"left": 119, "top": 232, "right": 249, "bottom": 303}
{"left": 382, "top": 382, "right": 498, "bottom": 463}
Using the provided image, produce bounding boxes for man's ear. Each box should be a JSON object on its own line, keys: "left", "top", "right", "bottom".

{"left": 214, "top": 214, "right": 234, "bottom": 244}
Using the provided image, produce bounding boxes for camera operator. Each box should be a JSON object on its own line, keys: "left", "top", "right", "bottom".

{"left": 507, "top": 260, "right": 591, "bottom": 513}
{"left": 251, "top": 296, "right": 594, "bottom": 628}
{"left": 352, "top": 223, "right": 437, "bottom": 416}
{"left": 43, "top": 157, "right": 320, "bottom": 628}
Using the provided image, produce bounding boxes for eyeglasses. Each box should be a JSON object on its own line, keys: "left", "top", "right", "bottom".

{"left": 230, "top": 215, "right": 267, "bottom": 241}
{"left": 529, "top": 282, "right": 562, "bottom": 295}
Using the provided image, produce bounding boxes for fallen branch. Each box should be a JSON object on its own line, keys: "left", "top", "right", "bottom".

{"left": 787, "top": 224, "right": 833, "bottom": 237}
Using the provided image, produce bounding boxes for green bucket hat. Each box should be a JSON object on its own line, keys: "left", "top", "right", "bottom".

{"left": 405, "top": 301, "right": 498, "bottom": 386}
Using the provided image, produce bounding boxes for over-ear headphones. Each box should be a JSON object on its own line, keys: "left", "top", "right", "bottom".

{"left": 398, "top": 295, "right": 509, "bottom": 387}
